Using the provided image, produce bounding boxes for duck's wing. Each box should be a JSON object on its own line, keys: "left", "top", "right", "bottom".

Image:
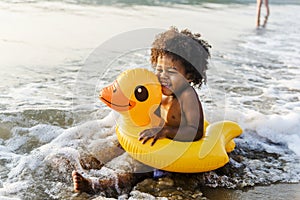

{"left": 198, "top": 122, "right": 223, "bottom": 159}
{"left": 198, "top": 121, "right": 242, "bottom": 159}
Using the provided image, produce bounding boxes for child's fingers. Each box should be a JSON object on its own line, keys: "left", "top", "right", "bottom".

{"left": 151, "top": 138, "right": 158, "bottom": 146}
{"left": 142, "top": 136, "right": 152, "bottom": 144}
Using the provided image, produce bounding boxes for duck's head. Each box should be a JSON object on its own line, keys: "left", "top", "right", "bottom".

{"left": 99, "top": 68, "right": 162, "bottom": 127}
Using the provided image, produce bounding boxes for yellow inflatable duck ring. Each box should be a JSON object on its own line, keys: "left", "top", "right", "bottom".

{"left": 99, "top": 68, "right": 242, "bottom": 173}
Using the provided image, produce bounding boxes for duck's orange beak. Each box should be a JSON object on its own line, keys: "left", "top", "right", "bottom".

{"left": 99, "top": 81, "right": 136, "bottom": 112}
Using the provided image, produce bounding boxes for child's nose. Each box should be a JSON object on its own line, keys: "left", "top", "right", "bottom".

{"left": 161, "top": 70, "right": 168, "bottom": 77}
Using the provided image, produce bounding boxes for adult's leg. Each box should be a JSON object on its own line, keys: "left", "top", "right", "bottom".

{"left": 256, "top": 0, "right": 263, "bottom": 27}
{"left": 262, "top": 0, "right": 270, "bottom": 27}
{"left": 265, "top": 0, "right": 270, "bottom": 18}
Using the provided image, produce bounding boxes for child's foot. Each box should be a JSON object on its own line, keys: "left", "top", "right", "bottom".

{"left": 72, "top": 170, "right": 95, "bottom": 194}
{"left": 153, "top": 169, "right": 169, "bottom": 179}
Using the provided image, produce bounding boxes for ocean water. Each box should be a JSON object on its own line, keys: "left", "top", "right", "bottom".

{"left": 0, "top": 0, "right": 300, "bottom": 199}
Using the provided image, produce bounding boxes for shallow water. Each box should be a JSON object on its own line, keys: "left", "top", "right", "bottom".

{"left": 0, "top": 0, "right": 300, "bottom": 199}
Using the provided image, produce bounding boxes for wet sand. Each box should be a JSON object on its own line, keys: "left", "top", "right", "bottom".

{"left": 0, "top": 1, "right": 253, "bottom": 68}
{"left": 202, "top": 183, "right": 300, "bottom": 200}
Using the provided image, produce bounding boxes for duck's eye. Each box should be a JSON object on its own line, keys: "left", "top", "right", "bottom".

{"left": 134, "top": 85, "right": 148, "bottom": 102}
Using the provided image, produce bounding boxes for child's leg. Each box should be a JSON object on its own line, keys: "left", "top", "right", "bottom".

{"left": 72, "top": 169, "right": 134, "bottom": 195}
{"left": 89, "top": 134, "right": 125, "bottom": 164}
{"left": 77, "top": 134, "right": 124, "bottom": 172}
{"left": 72, "top": 153, "right": 151, "bottom": 195}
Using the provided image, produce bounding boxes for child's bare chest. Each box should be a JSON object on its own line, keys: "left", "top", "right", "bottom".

{"left": 161, "top": 96, "right": 185, "bottom": 127}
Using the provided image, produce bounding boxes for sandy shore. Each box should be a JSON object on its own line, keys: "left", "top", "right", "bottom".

{"left": 0, "top": 1, "right": 254, "bottom": 69}
{"left": 202, "top": 183, "right": 300, "bottom": 199}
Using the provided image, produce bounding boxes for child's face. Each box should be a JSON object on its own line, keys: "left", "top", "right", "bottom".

{"left": 155, "top": 55, "right": 191, "bottom": 96}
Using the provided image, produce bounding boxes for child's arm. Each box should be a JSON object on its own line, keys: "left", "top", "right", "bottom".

{"left": 139, "top": 88, "right": 204, "bottom": 146}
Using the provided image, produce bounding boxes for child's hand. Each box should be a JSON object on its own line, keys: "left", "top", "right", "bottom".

{"left": 139, "top": 127, "right": 165, "bottom": 146}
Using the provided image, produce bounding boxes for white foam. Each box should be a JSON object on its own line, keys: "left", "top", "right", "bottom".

{"left": 28, "top": 124, "right": 63, "bottom": 143}
{"left": 4, "top": 112, "right": 117, "bottom": 184}
{"left": 0, "top": 180, "right": 29, "bottom": 197}
{"left": 231, "top": 110, "right": 300, "bottom": 156}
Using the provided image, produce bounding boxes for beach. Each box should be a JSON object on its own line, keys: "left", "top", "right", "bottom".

{"left": 0, "top": 0, "right": 300, "bottom": 199}
{"left": 203, "top": 183, "right": 300, "bottom": 200}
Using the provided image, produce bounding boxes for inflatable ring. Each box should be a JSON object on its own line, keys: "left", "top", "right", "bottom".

{"left": 99, "top": 68, "right": 242, "bottom": 173}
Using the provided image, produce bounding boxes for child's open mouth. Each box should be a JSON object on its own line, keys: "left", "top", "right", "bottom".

{"left": 161, "top": 81, "right": 171, "bottom": 89}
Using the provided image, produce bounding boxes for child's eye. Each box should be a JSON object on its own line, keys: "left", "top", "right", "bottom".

{"left": 168, "top": 66, "right": 177, "bottom": 73}
{"left": 168, "top": 69, "right": 177, "bottom": 74}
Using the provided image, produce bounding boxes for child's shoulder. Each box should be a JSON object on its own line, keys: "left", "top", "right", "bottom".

{"left": 180, "top": 86, "right": 199, "bottom": 100}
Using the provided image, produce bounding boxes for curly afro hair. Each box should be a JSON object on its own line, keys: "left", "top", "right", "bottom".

{"left": 151, "top": 27, "right": 211, "bottom": 87}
